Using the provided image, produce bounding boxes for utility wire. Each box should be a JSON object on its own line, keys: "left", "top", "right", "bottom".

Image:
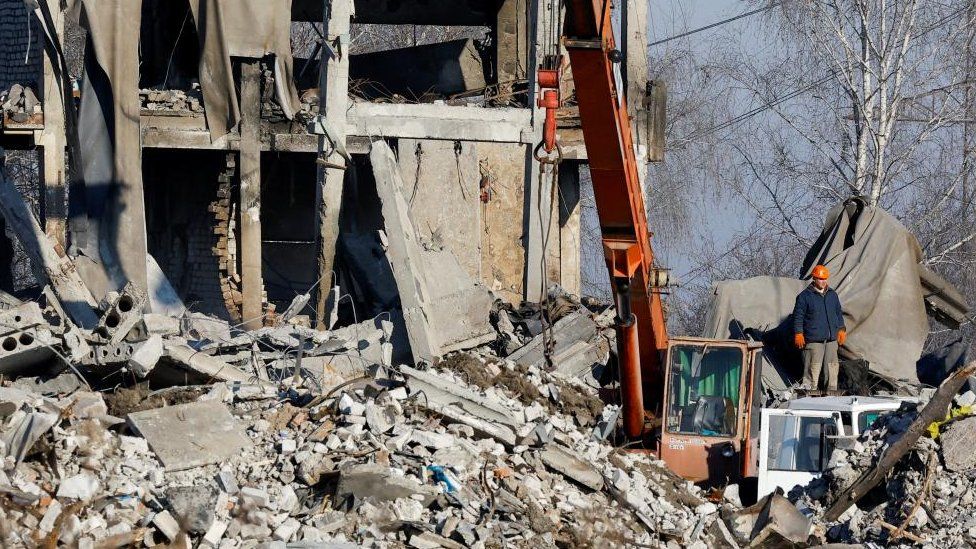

{"left": 649, "top": 2, "right": 784, "bottom": 47}
{"left": 683, "top": 75, "right": 832, "bottom": 142}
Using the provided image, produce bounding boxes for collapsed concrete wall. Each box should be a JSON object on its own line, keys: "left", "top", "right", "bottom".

{"left": 13, "top": 0, "right": 645, "bottom": 327}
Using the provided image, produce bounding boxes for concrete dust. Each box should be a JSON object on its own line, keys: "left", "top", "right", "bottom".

{"left": 439, "top": 352, "right": 543, "bottom": 404}
{"left": 440, "top": 351, "right": 604, "bottom": 427}
{"left": 551, "top": 377, "right": 604, "bottom": 427}
{"left": 103, "top": 383, "right": 206, "bottom": 417}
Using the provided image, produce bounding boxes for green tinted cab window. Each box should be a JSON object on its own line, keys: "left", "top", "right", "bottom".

{"left": 666, "top": 345, "right": 743, "bottom": 436}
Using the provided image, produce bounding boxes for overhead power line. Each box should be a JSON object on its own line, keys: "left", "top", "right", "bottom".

{"left": 649, "top": 2, "right": 784, "bottom": 47}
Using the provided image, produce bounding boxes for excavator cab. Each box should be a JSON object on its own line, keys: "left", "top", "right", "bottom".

{"left": 658, "top": 337, "right": 763, "bottom": 487}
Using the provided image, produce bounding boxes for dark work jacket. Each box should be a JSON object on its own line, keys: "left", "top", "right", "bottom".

{"left": 792, "top": 285, "right": 846, "bottom": 342}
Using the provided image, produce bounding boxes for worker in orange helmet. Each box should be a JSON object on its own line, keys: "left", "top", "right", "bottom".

{"left": 792, "top": 265, "right": 847, "bottom": 392}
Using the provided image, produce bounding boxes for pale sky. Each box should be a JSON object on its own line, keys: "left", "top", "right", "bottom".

{"left": 648, "top": 0, "right": 761, "bottom": 282}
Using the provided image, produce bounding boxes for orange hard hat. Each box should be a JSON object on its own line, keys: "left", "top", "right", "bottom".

{"left": 812, "top": 265, "right": 829, "bottom": 280}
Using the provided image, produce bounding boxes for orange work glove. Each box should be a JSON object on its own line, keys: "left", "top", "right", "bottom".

{"left": 838, "top": 329, "right": 847, "bottom": 346}
{"left": 794, "top": 333, "right": 805, "bottom": 349}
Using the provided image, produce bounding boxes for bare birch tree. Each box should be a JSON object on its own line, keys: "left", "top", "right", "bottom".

{"left": 646, "top": 1, "right": 976, "bottom": 342}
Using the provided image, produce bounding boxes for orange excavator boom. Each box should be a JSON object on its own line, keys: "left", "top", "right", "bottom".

{"left": 556, "top": 0, "right": 669, "bottom": 437}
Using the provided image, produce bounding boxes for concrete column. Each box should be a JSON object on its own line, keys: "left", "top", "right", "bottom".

{"left": 239, "top": 60, "right": 263, "bottom": 330}
{"left": 495, "top": 0, "right": 527, "bottom": 102}
{"left": 556, "top": 161, "right": 581, "bottom": 295}
{"left": 623, "top": 0, "right": 651, "bottom": 165}
{"left": 314, "top": 0, "right": 353, "bottom": 329}
{"left": 37, "top": 0, "right": 66, "bottom": 248}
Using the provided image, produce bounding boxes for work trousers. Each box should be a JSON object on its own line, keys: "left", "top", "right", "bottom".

{"left": 803, "top": 340, "right": 839, "bottom": 391}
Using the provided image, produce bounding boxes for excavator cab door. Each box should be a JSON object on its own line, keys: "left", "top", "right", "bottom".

{"left": 659, "top": 340, "right": 750, "bottom": 486}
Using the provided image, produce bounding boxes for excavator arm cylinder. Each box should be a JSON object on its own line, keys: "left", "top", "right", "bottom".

{"left": 614, "top": 278, "right": 644, "bottom": 438}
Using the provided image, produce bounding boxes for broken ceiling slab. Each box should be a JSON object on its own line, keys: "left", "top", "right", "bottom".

{"left": 350, "top": 38, "right": 486, "bottom": 100}
{"left": 164, "top": 343, "right": 256, "bottom": 384}
{"left": 508, "top": 311, "right": 605, "bottom": 376}
{"left": 369, "top": 141, "right": 495, "bottom": 363}
{"left": 127, "top": 400, "right": 251, "bottom": 471}
{"left": 539, "top": 444, "right": 604, "bottom": 491}
{"left": 401, "top": 365, "right": 523, "bottom": 446}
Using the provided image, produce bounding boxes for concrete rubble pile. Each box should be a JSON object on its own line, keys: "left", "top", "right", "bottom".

{"left": 0, "top": 270, "right": 749, "bottom": 548}
{"left": 0, "top": 330, "right": 734, "bottom": 547}
{"left": 140, "top": 87, "right": 205, "bottom": 113}
{"left": 1, "top": 83, "right": 41, "bottom": 123}
{"left": 0, "top": 150, "right": 749, "bottom": 546}
{"left": 789, "top": 390, "right": 976, "bottom": 547}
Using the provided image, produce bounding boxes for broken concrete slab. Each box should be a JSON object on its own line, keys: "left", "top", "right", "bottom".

{"left": 0, "top": 163, "right": 100, "bottom": 329}
{"left": 127, "top": 400, "right": 251, "bottom": 471}
{"left": 216, "top": 470, "right": 239, "bottom": 495}
{"left": 335, "top": 463, "right": 440, "bottom": 507}
{"left": 508, "top": 311, "right": 604, "bottom": 374}
{"left": 369, "top": 141, "right": 495, "bottom": 364}
{"left": 369, "top": 143, "right": 440, "bottom": 363}
{"left": 69, "top": 391, "right": 108, "bottom": 419}
{"left": 409, "top": 531, "right": 466, "bottom": 549}
{"left": 79, "top": 340, "right": 135, "bottom": 366}
{"left": 10, "top": 372, "right": 86, "bottom": 396}
{"left": 364, "top": 401, "right": 396, "bottom": 434}
{"left": 164, "top": 343, "right": 257, "bottom": 384}
{"left": 725, "top": 492, "right": 812, "bottom": 547}
{"left": 129, "top": 334, "right": 163, "bottom": 377}
{"left": 143, "top": 313, "right": 181, "bottom": 336}
{"left": 316, "top": 317, "right": 395, "bottom": 368}
{"left": 539, "top": 444, "right": 604, "bottom": 491}
{"left": 402, "top": 365, "right": 523, "bottom": 446}
{"left": 940, "top": 416, "right": 976, "bottom": 472}
{"left": 147, "top": 253, "right": 187, "bottom": 317}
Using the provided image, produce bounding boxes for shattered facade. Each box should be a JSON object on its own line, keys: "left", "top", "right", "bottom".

{"left": 0, "top": 0, "right": 660, "bottom": 330}
{"left": 5, "top": 1, "right": 976, "bottom": 548}
{"left": 0, "top": 1, "right": 700, "bottom": 547}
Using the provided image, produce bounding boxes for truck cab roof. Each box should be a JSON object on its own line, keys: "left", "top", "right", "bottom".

{"left": 785, "top": 395, "right": 914, "bottom": 413}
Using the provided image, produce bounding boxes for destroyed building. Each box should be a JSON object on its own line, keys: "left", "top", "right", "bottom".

{"left": 0, "top": 0, "right": 658, "bottom": 336}
{"left": 3, "top": 1, "right": 976, "bottom": 548}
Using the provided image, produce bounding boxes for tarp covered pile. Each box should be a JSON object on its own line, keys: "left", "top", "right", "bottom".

{"left": 704, "top": 197, "right": 968, "bottom": 386}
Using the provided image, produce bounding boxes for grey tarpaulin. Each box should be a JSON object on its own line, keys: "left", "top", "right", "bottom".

{"left": 189, "top": 0, "right": 303, "bottom": 141}
{"left": 702, "top": 276, "right": 806, "bottom": 390}
{"left": 68, "top": 0, "right": 149, "bottom": 301}
{"left": 704, "top": 198, "right": 932, "bottom": 384}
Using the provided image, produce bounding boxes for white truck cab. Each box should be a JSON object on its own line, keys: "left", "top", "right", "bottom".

{"left": 757, "top": 396, "right": 913, "bottom": 499}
